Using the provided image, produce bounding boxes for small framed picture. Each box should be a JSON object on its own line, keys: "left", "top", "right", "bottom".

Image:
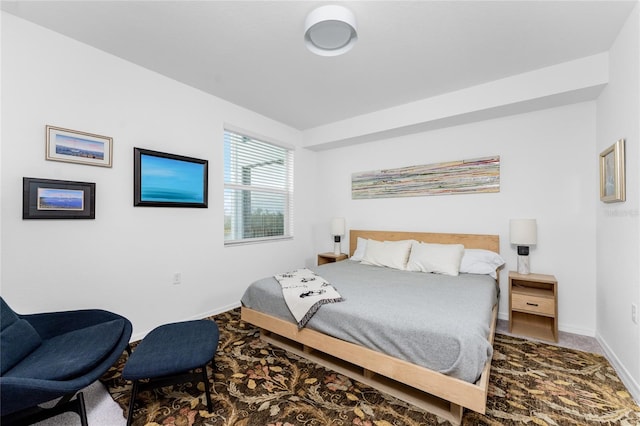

{"left": 23, "top": 177, "right": 96, "bottom": 219}
{"left": 46, "top": 125, "right": 113, "bottom": 167}
{"left": 599, "top": 139, "right": 626, "bottom": 203}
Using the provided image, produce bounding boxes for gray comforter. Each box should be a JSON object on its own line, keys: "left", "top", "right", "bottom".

{"left": 241, "top": 260, "right": 498, "bottom": 383}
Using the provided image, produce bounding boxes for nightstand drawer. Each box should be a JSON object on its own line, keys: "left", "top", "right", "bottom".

{"left": 511, "top": 293, "right": 555, "bottom": 316}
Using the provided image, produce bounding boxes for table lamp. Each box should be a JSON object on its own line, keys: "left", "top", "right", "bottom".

{"left": 331, "top": 217, "right": 345, "bottom": 255}
{"left": 509, "top": 219, "right": 537, "bottom": 274}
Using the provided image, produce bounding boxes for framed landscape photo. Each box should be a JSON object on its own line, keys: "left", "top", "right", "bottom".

{"left": 23, "top": 178, "right": 96, "bottom": 219}
{"left": 134, "top": 147, "right": 208, "bottom": 208}
{"left": 599, "top": 139, "right": 626, "bottom": 203}
{"left": 46, "top": 125, "right": 113, "bottom": 167}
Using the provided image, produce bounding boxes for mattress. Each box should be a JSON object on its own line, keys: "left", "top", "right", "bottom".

{"left": 241, "top": 260, "right": 498, "bottom": 383}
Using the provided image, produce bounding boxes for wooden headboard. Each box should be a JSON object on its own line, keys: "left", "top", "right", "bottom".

{"left": 349, "top": 229, "right": 500, "bottom": 257}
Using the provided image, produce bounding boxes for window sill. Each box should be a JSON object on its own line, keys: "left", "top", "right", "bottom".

{"left": 224, "top": 236, "right": 293, "bottom": 247}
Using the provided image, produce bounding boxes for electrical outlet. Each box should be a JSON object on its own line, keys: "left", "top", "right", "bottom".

{"left": 172, "top": 272, "right": 182, "bottom": 285}
{"left": 632, "top": 304, "right": 638, "bottom": 324}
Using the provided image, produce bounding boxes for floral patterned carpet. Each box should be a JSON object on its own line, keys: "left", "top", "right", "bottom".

{"left": 100, "top": 309, "right": 640, "bottom": 426}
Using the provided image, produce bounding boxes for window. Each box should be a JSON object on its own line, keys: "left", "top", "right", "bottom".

{"left": 224, "top": 129, "right": 293, "bottom": 244}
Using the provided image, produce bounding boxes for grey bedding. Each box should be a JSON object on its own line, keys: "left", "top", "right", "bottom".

{"left": 241, "top": 260, "right": 498, "bottom": 383}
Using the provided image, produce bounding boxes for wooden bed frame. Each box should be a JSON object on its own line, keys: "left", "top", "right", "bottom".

{"left": 241, "top": 230, "right": 500, "bottom": 425}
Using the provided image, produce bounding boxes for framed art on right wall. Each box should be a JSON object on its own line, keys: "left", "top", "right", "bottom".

{"left": 599, "top": 139, "right": 626, "bottom": 203}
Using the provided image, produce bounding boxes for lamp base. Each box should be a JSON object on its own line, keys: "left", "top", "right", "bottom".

{"left": 517, "top": 255, "right": 530, "bottom": 275}
{"left": 333, "top": 235, "right": 342, "bottom": 256}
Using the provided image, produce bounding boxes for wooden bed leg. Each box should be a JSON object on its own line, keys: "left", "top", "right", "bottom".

{"left": 450, "top": 403, "right": 463, "bottom": 426}
{"left": 303, "top": 345, "right": 314, "bottom": 354}
{"left": 363, "top": 368, "right": 375, "bottom": 379}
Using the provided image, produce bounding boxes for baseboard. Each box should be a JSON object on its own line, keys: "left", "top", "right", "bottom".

{"left": 596, "top": 333, "right": 640, "bottom": 404}
{"left": 189, "top": 301, "right": 242, "bottom": 321}
{"left": 130, "top": 302, "right": 241, "bottom": 342}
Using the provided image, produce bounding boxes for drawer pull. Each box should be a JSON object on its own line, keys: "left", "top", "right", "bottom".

{"left": 526, "top": 302, "right": 539, "bottom": 307}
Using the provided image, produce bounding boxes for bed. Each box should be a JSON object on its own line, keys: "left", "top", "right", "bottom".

{"left": 241, "top": 230, "right": 501, "bottom": 425}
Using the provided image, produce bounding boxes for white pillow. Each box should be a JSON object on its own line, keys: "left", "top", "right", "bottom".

{"left": 350, "top": 237, "right": 368, "bottom": 261}
{"left": 459, "top": 249, "right": 505, "bottom": 279}
{"left": 406, "top": 242, "right": 465, "bottom": 276}
{"left": 361, "top": 239, "right": 413, "bottom": 270}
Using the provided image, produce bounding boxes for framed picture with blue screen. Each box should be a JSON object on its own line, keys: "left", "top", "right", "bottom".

{"left": 134, "top": 148, "right": 208, "bottom": 208}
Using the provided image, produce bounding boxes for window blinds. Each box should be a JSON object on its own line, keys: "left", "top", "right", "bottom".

{"left": 224, "top": 130, "right": 293, "bottom": 243}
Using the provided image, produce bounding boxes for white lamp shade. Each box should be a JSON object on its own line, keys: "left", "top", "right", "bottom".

{"left": 331, "top": 217, "right": 345, "bottom": 236}
{"left": 509, "top": 219, "right": 537, "bottom": 245}
{"left": 305, "top": 5, "right": 357, "bottom": 56}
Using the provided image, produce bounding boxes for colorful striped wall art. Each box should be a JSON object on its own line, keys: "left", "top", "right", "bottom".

{"left": 352, "top": 156, "right": 500, "bottom": 199}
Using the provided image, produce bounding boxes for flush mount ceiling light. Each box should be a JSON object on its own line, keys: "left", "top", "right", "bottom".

{"left": 304, "top": 5, "right": 358, "bottom": 56}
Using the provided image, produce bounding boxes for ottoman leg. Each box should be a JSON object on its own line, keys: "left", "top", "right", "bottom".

{"left": 126, "top": 380, "right": 139, "bottom": 426}
{"left": 202, "top": 364, "right": 213, "bottom": 413}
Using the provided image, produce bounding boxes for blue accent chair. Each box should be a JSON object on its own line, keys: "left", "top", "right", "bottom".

{"left": 0, "top": 297, "right": 132, "bottom": 425}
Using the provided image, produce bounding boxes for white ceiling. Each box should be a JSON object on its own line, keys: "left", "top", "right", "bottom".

{"left": 2, "top": 1, "right": 637, "bottom": 130}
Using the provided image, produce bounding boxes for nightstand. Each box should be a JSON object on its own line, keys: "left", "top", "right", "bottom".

{"left": 317, "top": 252, "right": 348, "bottom": 265}
{"left": 509, "top": 271, "right": 558, "bottom": 342}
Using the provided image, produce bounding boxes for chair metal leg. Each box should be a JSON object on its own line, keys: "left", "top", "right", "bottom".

{"left": 77, "top": 391, "right": 88, "bottom": 426}
{"left": 1, "top": 391, "right": 88, "bottom": 426}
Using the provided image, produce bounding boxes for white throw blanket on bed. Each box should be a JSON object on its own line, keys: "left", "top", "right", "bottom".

{"left": 274, "top": 268, "right": 343, "bottom": 328}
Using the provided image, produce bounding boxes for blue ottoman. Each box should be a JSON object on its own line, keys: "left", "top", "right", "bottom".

{"left": 122, "top": 320, "right": 219, "bottom": 426}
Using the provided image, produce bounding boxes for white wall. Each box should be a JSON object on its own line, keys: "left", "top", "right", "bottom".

{"left": 313, "top": 103, "right": 598, "bottom": 335}
{"left": 596, "top": 3, "right": 640, "bottom": 400}
{"left": 0, "top": 13, "right": 318, "bottom": 339}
